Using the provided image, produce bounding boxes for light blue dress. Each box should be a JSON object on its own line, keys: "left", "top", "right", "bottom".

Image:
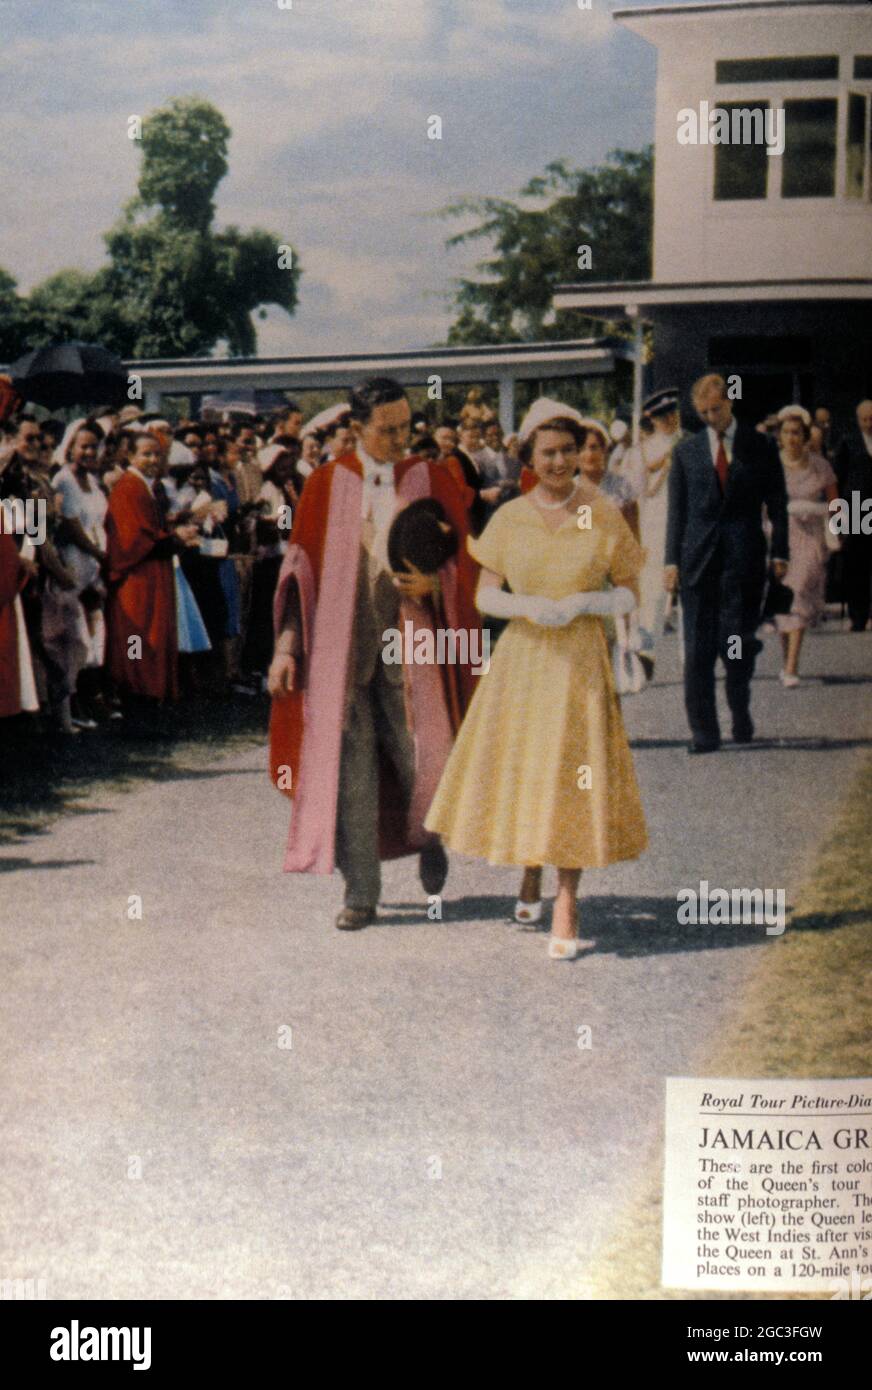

{"left": 173, "top": 556, "right": 211, "bottom": 653}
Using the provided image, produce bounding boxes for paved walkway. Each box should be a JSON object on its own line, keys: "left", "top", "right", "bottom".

{"left": 2, "top": 624, "right": 870, "bottom": 1298}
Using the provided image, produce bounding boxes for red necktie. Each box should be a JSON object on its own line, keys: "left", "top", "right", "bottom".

{"left": 715, "top": 433, "right": 729, "bottom": 492}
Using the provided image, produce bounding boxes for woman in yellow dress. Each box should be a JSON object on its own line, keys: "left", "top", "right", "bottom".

{"left": 424, "top": 399, "right": 648, "bottom": 959}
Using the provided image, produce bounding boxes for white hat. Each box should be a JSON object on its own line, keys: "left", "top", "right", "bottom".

{"left": 168, "top": 441, "right": 195, "bottom": 466}
{"left": 53, "top": 417, "right": 88, "bottom": 466}
{"left": 258, "top": 442, "right": 294, "bottom": 474}
{"left": 517, "top": 397, "right": 586, "bottom": 444}
{"left": 609, "top": 419, "right": 629, "bottom": 443}
{"left": 577, "top": 416, "right": 610, "bottom": 445}
{"left": 777, "top": 404, "right": 812, "bottom": 427}
{"left": 302, "top": 403, "right": 351, "bottom": 436}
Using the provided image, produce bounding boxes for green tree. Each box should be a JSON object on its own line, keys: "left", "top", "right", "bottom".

{"left": 0, "top": 268, "right": 29, "bottom": 361}
{"left": 23, "top": 268, "right": 125, "bottom": 350}
{"left": 23, "top": 97, "right": 300, "bottom": 360}
{"left": 441, "top": 147, "right": 652, "bottom": 345}
{"left": 102, "top": 97, "right": 300, "bottom": 358}
{"left": 136, "top": 98, "right": 231, "bottom": 234}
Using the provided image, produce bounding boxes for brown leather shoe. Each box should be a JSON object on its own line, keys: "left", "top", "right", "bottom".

{"left": 335, "top": 906, "right": 376, "bottom": 931}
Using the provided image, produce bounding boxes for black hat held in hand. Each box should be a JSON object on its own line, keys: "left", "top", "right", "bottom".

{"left": 387, "top": 498, "right": 458, "bottom": 576}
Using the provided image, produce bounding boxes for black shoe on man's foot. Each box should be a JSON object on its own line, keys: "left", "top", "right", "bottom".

{"left": 335, "top": 906, "right": 376, "bottom": 931}
{"left": 688, "top": 739, "right": 720, "bottom": 755}
{"left": 419, "top": 840, "right": 448, "bottom": 896}
{"left": 732, "top": 719, "right": 754, "bottom": 744}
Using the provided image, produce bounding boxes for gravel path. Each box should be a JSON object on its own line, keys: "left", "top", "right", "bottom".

{"left": 2, "top": 624, "right": 870, "bottom": 1299}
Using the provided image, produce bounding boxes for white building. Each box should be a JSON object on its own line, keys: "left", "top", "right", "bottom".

{"left": 555, "top": 0, "right": 872, "bottom": 425}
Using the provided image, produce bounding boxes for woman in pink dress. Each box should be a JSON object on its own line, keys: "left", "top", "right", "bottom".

{"left": 775, "top": 406, "right": 839, "bottom": 687}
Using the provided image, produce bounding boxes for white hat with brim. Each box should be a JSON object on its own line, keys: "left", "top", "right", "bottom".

{"left": 303, "top": 403, "right": 351, "bottom": 435}
{"left": 518, "top": 397, "right": 587, "bottom": 444}
{"left": 168, "top": 441, "right": 195, "bottom": 466}
{"left": 577, "top": 416, "right": 610, "bottom": 446}
{"left": 258, "top": 443, "right": 293, "bottom": 474}
{"left": 777, "top": 404, "right": 812, "bottom": 428}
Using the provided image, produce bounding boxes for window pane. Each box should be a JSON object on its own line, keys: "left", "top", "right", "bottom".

{"left": 846, "top": 93, "right": 867, "bottom": 198}
{"left": 782, "top": 99, "right": 837, "bottom": 197}
{"left": 716, "top": 56, "right": 838, "bottom": 83}
{"left": 854, "top": 56, "right": 872, "bottom": 80}
{"left": 714, "top": 102, "right": 770, "bottom": 200}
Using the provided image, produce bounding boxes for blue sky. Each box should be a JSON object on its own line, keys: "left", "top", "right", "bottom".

{"left": 0, "top": 0, "right": 670, "bottom": 353}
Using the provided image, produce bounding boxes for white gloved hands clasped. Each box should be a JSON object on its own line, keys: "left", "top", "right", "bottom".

{"left": 476, "top": 584, "right": 636, "bottom": 627}
{"left": 541, "top": 587, "right": 637, "bottom": 625}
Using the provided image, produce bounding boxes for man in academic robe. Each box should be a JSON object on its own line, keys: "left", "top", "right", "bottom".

{"left": 105, "top": 431, "right": 198, "bottom": 711}
{"left": 268, "top": 377, "right": 480, "bottom": 930}
{"left": 665, "top": 373, "right": 788, "bottom": 753}
{"left": 833, "top": 399, "right": 872, "bottom": 631}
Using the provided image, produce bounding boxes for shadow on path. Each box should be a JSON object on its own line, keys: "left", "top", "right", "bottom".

{"left": 0, "top": 857, "right": 97, "bottom": 873}
{"left": 378, "top": 894, "right": 867, "bottom": 956}
{"left": 0, "top": 697, "right": 268, "bottom": 847}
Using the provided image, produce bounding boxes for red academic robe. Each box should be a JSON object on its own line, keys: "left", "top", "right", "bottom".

{"left": 105, "top": 470, "right": 178, "bottom": 699}
{"left": 0, "top": 530, "right": 24, "bottom": 718}
{"left": 269, "top": 452, "right": 480, "bottom": 873}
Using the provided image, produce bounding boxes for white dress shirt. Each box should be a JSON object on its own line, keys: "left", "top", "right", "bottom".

{"left": 862, "top": 431, "right": 872, "bottom": 458}
{"left": 357, "top": 443, "right": 397, "bottom": 569}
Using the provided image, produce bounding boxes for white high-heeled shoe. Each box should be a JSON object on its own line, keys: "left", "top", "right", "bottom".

{"left": 514, "top": 898, "right": 543, "bottom": 926}
{"left": 548, "top": 936, "right": 579, "bottom": 960}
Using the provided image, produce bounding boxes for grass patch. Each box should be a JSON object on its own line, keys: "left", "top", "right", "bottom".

{"left": 588, "top": 756, "right": 872, "bottom": 1300}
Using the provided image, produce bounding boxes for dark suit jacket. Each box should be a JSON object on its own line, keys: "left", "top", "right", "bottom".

{"left": 834, "top": 428, "right": 872, "bottom": 503}
{"left": 665, "top": 421, "right": 788, "bottom": 589}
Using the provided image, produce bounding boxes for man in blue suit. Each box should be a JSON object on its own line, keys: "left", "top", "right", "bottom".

{"left": 664, "top": 373, "right": 789, "bottom": 754}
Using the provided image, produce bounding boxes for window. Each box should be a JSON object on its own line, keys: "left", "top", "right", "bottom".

{"left": 854, "top": 57, "right": 872, "bottom": 80}
{"left": 846, "top": 93, "right": 868, "bottom": 198}
{"left": 716, "top": 56, "right": 838, "bottom": 83}
{"left": 782, "top": 99, "right": 838, "bottom": 197}
{"left": 714, "top": 102, "right": 770, "bottom": 200}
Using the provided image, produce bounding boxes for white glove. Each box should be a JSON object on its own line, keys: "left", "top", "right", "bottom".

{"left": 476, "top": 585, "right": 568, "bottom": 627}
{"left": 549, "top": 587, "right": 637, "bottom": 623}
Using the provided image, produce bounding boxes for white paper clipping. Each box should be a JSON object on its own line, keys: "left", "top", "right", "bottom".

{"left": 663, "top": 1078, "right": 872, "bottom": 1294}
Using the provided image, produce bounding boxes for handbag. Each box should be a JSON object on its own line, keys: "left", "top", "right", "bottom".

{"left": 612, "top": 611, "right": 648, "bottom": 696}
{"left": 761, "top": 571, "right": 794, "bottom": 619}
{"left": 823, "top": 511, "right": 841, "bottom": 553}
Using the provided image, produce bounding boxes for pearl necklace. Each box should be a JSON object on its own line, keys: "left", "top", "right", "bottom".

{"left": 532, "top": 480, "right": 580, "bottom": 511}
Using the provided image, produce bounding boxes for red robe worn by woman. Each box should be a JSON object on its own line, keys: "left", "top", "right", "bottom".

{"left": 0, "top": 530, "right": 25, "bottom": 718}
{"left": 269, "top": 453, "right": 481, "bottom": 873}
{"left": 105, "top": 470, "right": 178, "bottom": 700}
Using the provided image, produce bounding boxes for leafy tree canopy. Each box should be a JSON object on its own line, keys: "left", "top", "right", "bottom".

{"left": 4, "top": 97, "right": 300, "bottom": 361}
{"left": 441, "top": 147, "right": 652, "bottom": 345}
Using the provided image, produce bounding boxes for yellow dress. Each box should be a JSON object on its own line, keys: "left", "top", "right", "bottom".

{"left": 424, "top": 494, "right": 648, "bottom": 869}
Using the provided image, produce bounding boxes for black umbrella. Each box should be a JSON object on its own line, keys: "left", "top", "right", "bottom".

{"left": 9, "top": 342, "right": 129, "bottom": 409}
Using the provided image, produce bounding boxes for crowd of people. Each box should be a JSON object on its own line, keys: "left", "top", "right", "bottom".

{"left": 2, "top": 373, "right": 870, "bottom": 956}
{"left": 0, "top": 382, "right": 868, "bottom": 738}
{"left": 0, "top": 387, "right": 533, "bottom": 737}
